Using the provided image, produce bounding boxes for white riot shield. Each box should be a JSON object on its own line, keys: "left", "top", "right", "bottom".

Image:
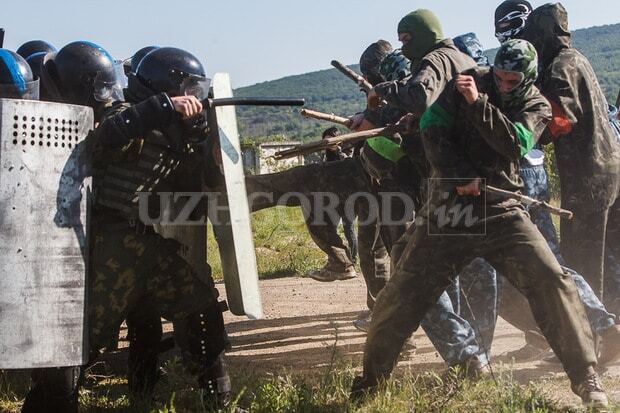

{"left": 209, "top": 73, "right": 263, "bottom": 319}
{"left": 0, "top": 99, "right": 92, "bottom": 368}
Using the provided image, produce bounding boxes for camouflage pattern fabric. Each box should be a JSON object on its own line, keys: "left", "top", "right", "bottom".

{"left": 520, "top": 161, "right": 563, "bottom": 259}
{"left": 493, "top": 39, "right": 538, "bottom": 111}
{"left": 453, "top": 258, "right": 499, "bottom": 358}
{"left": 374, "top": 39, "right": 475, "bottom": 118}
{"left": 379, "top": 50, "right": 411, "bottom": 82}
{"left": 419, "top": 66, "right": 551, "bottom": 223}
{"left": 456, "top": 159, "right": 615, "bottom": 352}
{"left": 453, "top": 33, "right": 489, "bottom": 67}
{"left": 89, "top": 219, "right": 223, "bottom": 374}
{"left": 522, "top": 3, "right": 620, "bottom": 299}
{"left": 609, "top": 105, "right": 620, "bottom": 143}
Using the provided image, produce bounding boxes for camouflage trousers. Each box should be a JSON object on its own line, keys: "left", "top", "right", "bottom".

{"left": 89, "top": 218, "right": 226, "bottom": 375}
{"left": 362, "top": 208, "right": 596, "bottom": 384}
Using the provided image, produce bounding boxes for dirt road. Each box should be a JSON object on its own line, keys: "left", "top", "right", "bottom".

{"left": 216, "top": 276, "right": 620, "bottom": 408}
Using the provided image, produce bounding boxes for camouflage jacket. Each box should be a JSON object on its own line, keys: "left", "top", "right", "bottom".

{"left": 373, "top": 39, "right": 477, "bottom": 179}
{"left": 522, "top": 3, "right": 620, "bottom": 211}
{"left": 419, "top": 67, "right": 551, "bottom": 223}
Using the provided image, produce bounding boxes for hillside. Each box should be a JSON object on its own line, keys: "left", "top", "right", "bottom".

{"left": 235, "top": 23, "right": 620, "bottom": 141}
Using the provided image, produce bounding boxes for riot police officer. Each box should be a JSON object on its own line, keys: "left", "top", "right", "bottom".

{"left": 26, "top": 41, "right": 234, "bottom": 410}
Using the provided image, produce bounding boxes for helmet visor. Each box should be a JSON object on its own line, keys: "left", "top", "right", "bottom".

{"left": 0, "top": 79, "right": 40, "bottom": 100}
{"left": 93, "top": 71, "right": 124, "bottom": 102}
{"left": 180, "top": 75, "right": 211, "bottom": 101}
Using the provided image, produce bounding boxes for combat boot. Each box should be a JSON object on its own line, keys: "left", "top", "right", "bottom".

{"left": 199, "top": 353, "right": 233, "bottom": 410}
{"left": 353, "top": 311, "right": 372, "bottom": 332}
{"left": 571, "top": 368, "right": 608, "bottom": 410}
{"left": 308, "top": 265, "right": 357, "bottom": 282}
{"left": 350, "top": 375, "right": 378, "bottom": 403}
{"left": 448, "top": 354, "right": 490, "bottom": 381}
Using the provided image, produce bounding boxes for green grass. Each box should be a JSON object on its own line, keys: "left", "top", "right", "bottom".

{"left": 208, "top": 206, "right": 327, "bottom": 281}
{"left": 3, "top": 358, "right": 604, "bottom": 413}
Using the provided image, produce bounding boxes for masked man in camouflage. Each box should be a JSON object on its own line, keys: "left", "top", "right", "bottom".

{"left": 352, "top": 39, "right": 608, "bottom": 409}
{"left": 522, "top": 3, "right": 620, "bottom": 309}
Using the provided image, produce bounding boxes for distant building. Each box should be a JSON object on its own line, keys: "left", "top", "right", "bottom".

{"left": 241, "top": 141, "right": 304, "bottom": 175}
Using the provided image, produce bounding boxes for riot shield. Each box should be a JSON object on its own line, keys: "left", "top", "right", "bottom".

{"left": 209, "top": 73, "right": 263, "bottom": 319}
{"left": 0, "top": 99, "right": 92, "bottom": 368}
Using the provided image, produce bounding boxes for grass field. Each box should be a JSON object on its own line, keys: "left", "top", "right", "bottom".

{"left": 207, "top": 206, "right": 326, "bottom": 281}
{"left": 3, "top": 355, "right": 601, "bottom": 413}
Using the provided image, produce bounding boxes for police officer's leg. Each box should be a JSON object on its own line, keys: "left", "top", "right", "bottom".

{"left": 24, "top": 225, "right": 143, "bottom": 412}
{"left": 357, "top": 222, "right": 473, "bottom": 388}
{"left": 126, "top": 305, "right": 164, "bottom": 398}
{"left": 146, "top": 240, "right": 231, "bottom": 406}
{"left": 21, "top": 367, "right": 81, "bottom": 413}
{"left": 484, "top": 211, "right": 596, "bottom": 384}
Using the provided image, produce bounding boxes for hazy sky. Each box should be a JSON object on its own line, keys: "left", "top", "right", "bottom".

{"left": 3, "top": 0, "right": 619, "bottom": 88}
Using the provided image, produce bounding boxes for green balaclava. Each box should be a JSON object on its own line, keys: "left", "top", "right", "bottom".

{"left": 493, "top": 38, "right": 538, "bottom": 109}
{"left": 397, "top": 9, "right": 444, "bottom": 71}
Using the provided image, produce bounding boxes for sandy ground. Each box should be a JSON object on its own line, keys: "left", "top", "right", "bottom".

{"left": 108, "top": 275, "right": 620, "bottom": 409}
{"left": 215, "top": 276, "right": 620, "bottom": 409}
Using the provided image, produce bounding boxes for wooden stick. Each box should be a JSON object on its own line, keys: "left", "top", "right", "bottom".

{"left": 331, "top": 60, "right": 373, "bottom": 93}
{"left": 300, "top": 108, "right": 351, "bottom": 126}
{"left": 273, "top": 127, "right": 390, "bottom": 160}
{"left": 485, "top": 185, "right": 573, "bottom": 220}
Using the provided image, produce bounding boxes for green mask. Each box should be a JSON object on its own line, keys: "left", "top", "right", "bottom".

{"left": 397, "top": 9, "right": 444, "bottom": 65}
{"left": 493, "top": 39, "right": 538, "bottom": 109}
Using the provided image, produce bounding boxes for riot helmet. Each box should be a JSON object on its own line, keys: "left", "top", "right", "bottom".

{"left": 41, "top": 41, "right": 123, "bottom": 107}
{"left": 134, "top": 47, "right": 210, "bottom": 144}
{"left": 24, "top": 52, "right": 51, "bottom": 100}
{"left": 124, "top": 45, "right": 159, "bottom": 75}
{"left": 135, "top": 47, "right": 209, "bottom": 99}
{"left": 0, "top": 49, "right": 39, "bottom": 99}
{"left": 494, "top": 0, "right": 533, "bottom": 43}
{"left": 16, "top": 40, "right": 57, "bottom": 61}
